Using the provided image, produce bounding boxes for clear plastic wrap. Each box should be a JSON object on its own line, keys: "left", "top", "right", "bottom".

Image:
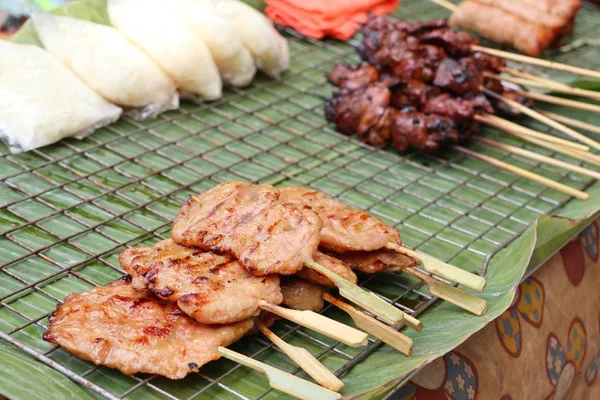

{"left": 32, "top": 13, "right": 179, "bottom": 120}
{"left": 0, "top": 42, "right": 122, "bottom": 153}
{"left": 210, "top": 0, "right": 289, "bottom": 79}
{"left": 176, "top": 0, "right": 256, "bottom": 87}
{"left": 108, "top": 0, "right": 222, "bottom": 101}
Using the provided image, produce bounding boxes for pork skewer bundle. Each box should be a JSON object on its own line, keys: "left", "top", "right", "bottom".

{"left": 171, "top": 181, "right": 410, "bottom": 326}
{"left": 279, "top": 186, "right": 488, "bottom": 316}
{"left": 44, "top": 277, "right": 341, "bottom": 399}
{"left": 120, "top": 239, "right": 368, "bottom": 347}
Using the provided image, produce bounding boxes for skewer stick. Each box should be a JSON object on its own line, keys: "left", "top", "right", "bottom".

{"left": 493, "top": 123, "right": 600, "bottom": 167}
{"left": 323, "top": 293, "right": 415, "bottom": 355}
{"left": 255, "top": 319, "right": 344, "bottom": 391}
{"left": 538, "top": 111, "right": 600, "bottom": 136}
{"left": 519, "top": 91, "right": 600, "bottom": 113}
{"left": 475, "top": 114, "right": 589, "bottom": 152}
{"left": 454, "top": 146, "right": 589, "bottom": 200}
{"left": 473, "top": 46, "right": 600, "bottom": 80}
{"left": 499, "top": 67, "right": 569, "bottom": 88}
{"left": 428, "top": 0, "right": 457, "bottom": 11}
{"left": 479, "top": 114, "right": 589, "bottom": 151}
{"left": 474, "top": 136, "right": 600, "bottom": 180}
{"left": 305, "top": 260, "right": 410, "bottom": 327}
{"left": 488, "top": 91, "right": 600, "bottom": 151}
{"left": 258, "top": 300, "right": 369, "bottom": 347}
{"left": 402, "top": 268, "right": 487, "bottom": 315}
{"left": 385, "top": 243, "right": 486, "bottom": 292}
{"left": 485, "top": 73, "right": 600, "bottom": 101}
{"left": 217, "top": 347, "right": 342, "bottom": 400}
{"left": 189, "top": 196, "right": 407, "bottom": 327}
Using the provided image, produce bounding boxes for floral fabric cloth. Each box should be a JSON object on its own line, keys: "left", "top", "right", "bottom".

{"left": 393, "top": 220, "right": 600, "bottom": 400}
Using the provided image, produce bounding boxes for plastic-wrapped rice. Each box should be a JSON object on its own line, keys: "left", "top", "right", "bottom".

{"left": 32, "top": 13, "right": 178, "bottom": 119}
{"left": 211, "top": 0, "right": 289, "bottom": 79}
{"left": 176, "top": 0, "right": 256, "bottom": 87}
{"left": 0, "top": 41, "right": 122, "bottom": 153}
{"left": 108, "top": 0, "right": 222, "bottom": 101}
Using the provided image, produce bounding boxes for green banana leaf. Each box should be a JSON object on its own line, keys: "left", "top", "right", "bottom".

{"left": 3, "top": 0, "right": 600, "bottom": 399}
{"left": 0, "top": 342, "right": 95, "bottom": 400}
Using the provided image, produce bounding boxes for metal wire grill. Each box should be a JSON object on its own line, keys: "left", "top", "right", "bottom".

{"left": 1, "top": 1, "right": 599, "bottom": 398}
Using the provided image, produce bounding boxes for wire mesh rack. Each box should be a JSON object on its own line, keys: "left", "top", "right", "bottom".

{"left": 1, "top": 1, "right": 600, "bottom": 399}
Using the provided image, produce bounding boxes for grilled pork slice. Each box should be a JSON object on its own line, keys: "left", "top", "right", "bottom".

{"left": 172, "top": 182, "right": 323, "bottom": 276}
{"left": 279, "top": 186, "right": 401, "bottom": 253}
{"left": 119, "top": 239, "right": 283, "bottom": 324}
{"left": 280, "top": 277, "right": 327, "bottom": 312}
{"left": 43, "top": 277, "right": 253, "bottom": 379}
{"left": 336, "top": 249, "right": 418, "bottom": 274}
{"left": 296, "top": 251, "right": 357, "bottom": 288}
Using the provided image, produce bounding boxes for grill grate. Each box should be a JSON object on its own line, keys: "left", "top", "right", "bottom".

{"left": 1, "top": 1, "right": 599, "bottom": 398}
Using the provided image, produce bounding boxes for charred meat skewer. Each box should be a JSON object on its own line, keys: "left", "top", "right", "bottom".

{"left": 44, "top": 277, "right": 254, "bottom": 379}
{"left": 119, "top": 239, "right": 283, "bottom": 324}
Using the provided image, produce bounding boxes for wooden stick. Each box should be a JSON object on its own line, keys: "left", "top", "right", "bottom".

{"left": 539, "top": 110, "right": 600, "bottom": 136}
{"left": 428, "top": 0, "right": 457, "bottom": 10}
{"left": 473, "top": 46, "right": 600, "bottom": 80}
{"left": 519, "top": 91, "right": 600, "bottom": 113}
{"left": 474, "top": 137, "right": 600, "bottom": 180}
{"left": 402, "top": 268, "right": 487, "bottom": 315}
{"left": 489, "top": 92, "right": 600, "bottom": 151}
{"left": 323, "top": 293, "right": 415, "bottom": 355}
{"left": 475, "top": 114, "right": 589, "bottom": 152}
{"left": 255, "top": 320, "right": 344, "bottom": 392}
{"left": 454, "top": 146, "right": 589, "bottom": 200}
{"left": 386, "top": 242, "right": 486, "bottom": 292}
{"left": 485, "top": 73, "right": 600, "bottom": 101}
{"left": 305, "top": 260, "right": 409, "bottom": 327}
{"left": 494, "top": 124, "right": 600, "bottom": 167}
{"left": 217, "top": 346, "right": 342, "bottom": 400}
{"left": 258, "top": 300, "right": 369, "bottom": 347}
{"left": 500, "top": 67, "right": 570, "bottom": 88}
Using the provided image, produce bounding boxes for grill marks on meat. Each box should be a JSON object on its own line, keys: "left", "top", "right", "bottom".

{"left": 43, "top": 277, "right": 253, "bottom": 379}
{"left": 423, "top": 93, "right": 493, "bottom": 122}
{"left": 389, "top": 110, "right": 458, "bottom": 153}
{"left": 419, "top": 28, "right": 477, "bottom": 58}
{"left": 279, "top": 186, "right": 401, "bottom": 252}
{"left": 390, "top": 80, "right": 441, "bottom": 110}
{"left": 119, "top": 239, "right": 283, "bottom": 324}
{"left": 172, "top": 182, "right": 322, "bottom": 276}
{"left": 296, "top": 251, "right": 357, "bottom": 288}
{"left": 433, "top": 58, "right": 482, "bottom": 96}
{"left": 337, "top": 250, "right": 418, "bottom": 274}
{"left": 280, "top": 277, "right": 326, "bottom": 312}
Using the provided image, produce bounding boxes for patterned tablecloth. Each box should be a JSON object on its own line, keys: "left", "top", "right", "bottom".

{"left": 392, "top": 219, "right": 600, "bottom": 400}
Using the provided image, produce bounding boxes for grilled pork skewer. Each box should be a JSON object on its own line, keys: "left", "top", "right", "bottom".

{"left": 121, "top": 239, "right": 367, "bottom": 346}
{"left": 172, "top": 182, "right": 408, "bottom": 326}
{"left": 279, "top": 186, "right": 486, "bottom": 295}
{"left": 44, "top": 277, "right": 341, "bottom": 399}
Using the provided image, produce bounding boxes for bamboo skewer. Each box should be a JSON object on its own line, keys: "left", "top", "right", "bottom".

{"left": 385, "top": 242, "right": 486, "bottom": 292}
{"left": 454, "top": 146, "right": 589, "bottom": 200}
{"left": 258, "top": 301, "right": 369, "bottom": 347}
{"left": 402, "top": 268, "right": 487, "bottom": 315}
{"left": 485, "top": 72, "right": 600, "bottom": 101}
{"left": 190, "top": 196, "right": 407, "bottom": 327}
{"left": 487, "top": 92, "right": 600, "bottom": 151}
{"left": 491, "top": 122, "right": 600, "bottom": 167}
{"left": 475, "top": 114, "right": 589, "bottom": 152}
{"left": 538, "top": 111, "right": 600, "bottom": 136}
{"left": 255, "top": 320, "right": 344, "bottom": 392}
{"left": 519, "top": 91, "right": 600, "bottom": 113}
{"left": 217, "top": 347, "right": 342, "bottom": 400}
{"left": 323, "top": 293, "right": 414, "bottom": 355}
{"left": 429, "top": 0, "right": 600, "bottom": 79}
{"left": 474, "top": 136, "right": 600, "bottom": 180}
{"left": 499, "top": 67, "right": 569, "bottom": 88}
{"left": 304, "top": 260, "right": 409, "bottom": 327}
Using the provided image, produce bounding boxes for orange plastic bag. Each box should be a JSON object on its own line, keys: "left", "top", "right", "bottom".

{"left": 265, "top": 0, "right": 399, "bottom": 40}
